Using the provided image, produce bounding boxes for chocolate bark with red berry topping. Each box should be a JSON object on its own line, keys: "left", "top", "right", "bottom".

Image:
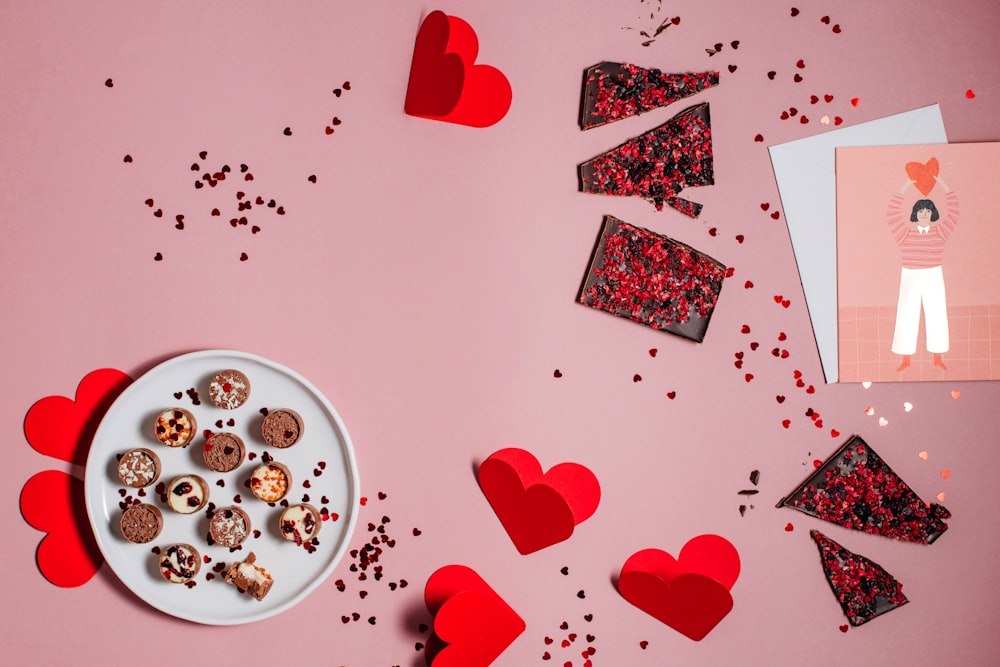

{"left": 579, "top": 62, "right": 719, "bottom": 130}
{"left": 810, "top": 530, "right": 908, "bottom": 626}
{"left": 578, "top": 215, "right": 727, "bottom": 342}
{"left": 579, "top": 102, "right": 714, "bottom": 216}
{"left": 777, "top": 435, "right": 950, "bottom": 544}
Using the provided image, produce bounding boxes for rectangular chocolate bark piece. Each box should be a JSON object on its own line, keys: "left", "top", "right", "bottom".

{"left": 578, "top": 215, "right": 727, "bottom": 342}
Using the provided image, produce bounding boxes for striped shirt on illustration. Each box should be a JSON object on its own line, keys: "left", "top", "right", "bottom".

{"left": 886, "top": 191, "right": 960, "bottom": 268}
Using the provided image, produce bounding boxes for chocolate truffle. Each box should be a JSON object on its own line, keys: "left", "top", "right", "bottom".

{"left": 224, "top": 552, "right": 273, "bottom": 600}
{"left": 261, "top": 409, "right": 304, "bottom": 448}
{"left": 119, "top": 503, "right": 163, "bottom": 544}
{"left": 166, "top": 474, "right": 209, "bottom": 514}
{"left": 158, "top": 543, "right": 201, "bottom": 583}
{"left": 249, "top": 462, "right": 291, "bottom": 503}
{"left": 208, "top": 370, "right": 251, "bottom": 410}
{"left": 202, "top": 432, "right": 246, "bottom": 473}
{"left": 117, "top": 448, "right": 161, "bottom": 488}
{"left": 279, "top": 503, "right": 321, "bottom": 545}
{"left": 154, "top": 408, "right": 197, "bottom": 448}
{"left": 209, "top": 506, "right": 252, "bottom": 548}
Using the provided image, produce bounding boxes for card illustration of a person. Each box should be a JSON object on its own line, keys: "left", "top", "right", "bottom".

{"left": 885, "top": 166, "right": 959, "bottom": 372}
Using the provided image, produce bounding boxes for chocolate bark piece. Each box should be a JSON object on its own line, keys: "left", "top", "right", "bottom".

{"left": 279, "top": 503, "right": 322, "bottom": 545}
{"left": 202, "top": 432, "right": 246, "bottom": 473}
{"left": 249, "top": 462, "right": 291, "bottom": 503}
{"left": 811, "top": 530, "right": 908, "bottom": 626}
{"left": 119, "top": 503, "right": 163, "bottom": 544}
{"left": 117, "top": 448, "right": 161, "bottom": 488}
{"left": 579, "top": 62, "right": 719, "bottom": 130}
{"left": 579, "top": 102, "right": 714, "bottom": 216}
{"left": 158, "top": 543, "right": 201, "bottom": 583}
{"left": 261, "top": 409, "right": 304, "bottom": 448}
{"left": 209, "top": 506, "right": 252, "bottom": 548}
{"left": 777, "top": 435, "right": 950, "bottom": 544}
{"left": 166, "top": 474, "right": 210, "bottom": 514}
{"left": 154, "top": 408, "right": 197, "bottom": 448}
{"left": 208, "top": 369, "right": 251, "bottom": 410}
{"left": 578, "top": 215, "right": 727, "bottom": 343}
{"left": 224, "top": 552, "right": 273, "bottom": 601}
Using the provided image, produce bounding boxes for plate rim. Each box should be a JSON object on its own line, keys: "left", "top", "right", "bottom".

{"left": 84, "top": 348, "right": 360, "bottom": 625}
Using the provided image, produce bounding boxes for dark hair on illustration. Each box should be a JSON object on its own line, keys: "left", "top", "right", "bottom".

{"left": 910, "top": 199, "right": 940, "bottom": 222}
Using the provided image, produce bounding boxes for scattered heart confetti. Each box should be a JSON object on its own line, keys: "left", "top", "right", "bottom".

{"left": 820, "top": 115, "right": 830, "bottom": 125}
{"left": 666, "top": 391, "right": 676, "bottom": 400}
{"left": 104, "top": 78, "right": 113, "bottom": 87}
{"left": 940, "top": 470, "right": 950, "bottom": 479}
{"left": 784, "top": 523, "right": 794, "bottom": 532}
{"left": 965, "top": 89, "right": 975, "bottom": 99}
{"left": 633, "top": 374, "right": 643, "bottom": 383}
{"left": 776, "top": 395, "right": 785, "bottom": 403}
{"left": 830, "top": 429, "right": 839, "bottom": 438}
{"left": 648, "top": 348, "right": 657, "bottom": 357}
{"left": 791, "top": 7, "right": 800, "bottom": 17}
{"left": 936, "top": 492, "right": 946, "bottom": 503}
{"left": 553, "top": 369, "right": 562, "bottom": 378}
{"left": 918, "top": 451, "right": 928, "bottom": 461}
{"left": 864, "top": 406, "right": 875, "bottom": 416}
{"left": 839, "top": 624, "right": 849, "bottom": 633}
{"left": 850, "top": 97, "right": 859, "bottom": 107}
{"left": 744, "top": 280, "right": 754, "bottom": 289}
{"left": 878, "top": 417, "right": 888, "bottom": 427}
{"left": 782, "top": 420, "right": 791, "bottom": 429}
{"left": 903, "top": 402, "right": 913, "bottom": 412}
{"left": 861, "top": 381, "right": 872, "bottom": 389}
{"left": 950, "top": 390, "right": 960, "bottom": 399}
{"left": 754, "top": 133, "right": 764, "bottom": 142}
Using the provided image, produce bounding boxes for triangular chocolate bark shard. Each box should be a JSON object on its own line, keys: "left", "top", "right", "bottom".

{"left": 579, "top": 103, "right": 714, "bottom": 216}
{"left": 579, "top": 62, "right": 719, "bottom": 130}
{"left": 577, "top": 215, "right": 727, "bottom": 342}
{"left": 777, "top": 435, "right": 950, "bottom": 544}
{"left": 810, "top": 530, "right": 908, "bottom": 626}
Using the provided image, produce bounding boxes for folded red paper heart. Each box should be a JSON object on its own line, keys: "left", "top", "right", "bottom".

{"left": 19, "top": 470, "right": 104, "bottom": 587}
{"left": 24, "top": 368, "right": 132, "bottom": 466}
{"left": 424, "top": 564, "right": 525, "bottom": 667}
{"left": 618, "top": 535, "right": 740, "bottom": 641}
{"left": 477, "top": 447, "right": 601, "bottom": 554}
{"left": 905, "top": 157, "right": 939, "bottom": 196}
{"left": 404, "top": 10, "right": 512, "bottom": 128}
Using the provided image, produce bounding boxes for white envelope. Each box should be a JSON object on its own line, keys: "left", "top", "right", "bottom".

{"left": 768, "top": 105, "right": 947, "bottom": 383}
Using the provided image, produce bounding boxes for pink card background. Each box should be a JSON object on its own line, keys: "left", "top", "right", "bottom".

{"left": 837, "top": 143, "right": 1000, "bottom": 382}
{"left": 3, "top": 1, "right": 1000, "bottom": 665}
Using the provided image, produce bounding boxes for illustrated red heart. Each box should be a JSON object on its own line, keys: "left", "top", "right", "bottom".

{"left": 404, "top": 10, "right": 512, "bottom": 128}
{"left": 24, "top": 368, "right": 132, "bottom": 466}
{"left": 478, "top": 447, "right": 600, "bottom": 554}
{"left": 618, "top": 535, "right": 740, "bottom": 641}
{"left": 905, "top": 157, "right": 939, "bottom": 196}
{"left": 424, "top": 565, "right": 525, "bottom": 666}
{"left": 19, "top": 470, "right": 104, "bottom": 587}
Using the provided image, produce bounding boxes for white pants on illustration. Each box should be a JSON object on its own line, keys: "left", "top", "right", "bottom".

{"left": 891, "top": 265, "right": 949, "bottom": 355}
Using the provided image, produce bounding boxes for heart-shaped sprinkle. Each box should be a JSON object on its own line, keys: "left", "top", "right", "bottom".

{"left": 553, "top": 369, "right": 562, "bottom": 378}
{"left": 153, "top": 252, "right": 163, "bottom": 261}
{"left": 940, "top": 469, "right": 951, "bottom": 479}
{"left": 666, "top": 391, "right": 676, "bottom": 400}
{"left": 903, "top": 401, "right": 913, "bottom": 412}
{"left": 820, "top": 15, "right": 830, "bottom": 24}
{"left": 878, "top": 417, "right": 888, "bottom": 426}
{"left": 966, "top": 89, "right": 976, "bottom": 99}
{"left": 839, "top": 624, "right": 849, "bottom": 633}
{"left": 951, "top": 390, "right": 960, "bottom": 399}
{"left": 728, "top": 65, "right": 737, "bottom": 73}
{"left": 791, "top": 8, "right": 799, "bottom": 17}
{"left": 784, "top": 523, "right": 794, "bottom": 531}
{"left": 782, "top": 420, "right": 791, "bottom": 428}
{"left": 776, "top": 395, "right": 785, "bottom": 403}
{"left": 239, "top": 252, "right": 248, "bottom": 261}
{"left": 105, "top": 78, "right": 114, "bottom": 87}
{"left": 832, "top": 24, "right": 841, "bottom": 33}
{"left": 283, "top": 127, "right": 292, "bottom": 136}
{"left": 918, "top": 451, "right": 929, "bottom": 460}
{"left": 796, "top": 59, "right": 805, "bottom": 68}
{"left": 633, "top": 374, "right": 642, "bottom": 383}
{"left": 754, "top": 133, "right": 764, "bottom": 142}
{"left": 744, "top": 280, "right": 754, "bottom": 288}
{"left": 851, "top": 97, "right": 859, "bottom": 107}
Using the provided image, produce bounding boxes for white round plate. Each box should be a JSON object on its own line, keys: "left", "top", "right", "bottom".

{"left": 85, "top": 350, "right": 360, "bottom": 625}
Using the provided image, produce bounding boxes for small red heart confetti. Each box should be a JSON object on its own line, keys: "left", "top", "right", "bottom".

{"left": 731, "top": 40, "right": 739, "bottom": 49}
{"left": 728, "top": 65, "right": 737, "bottom": 73}
{"left": 671, "top": 16, "right": 680, "bottom": 25}
{"left": 633, "top": 374, "right": 642, "bottom": 383}
{"left": 153, "top": 209, "right": 162, "bottom": 217}
{"left": 776, "top": 395, "right": 785, "bottom": 403}
{"left": 754, "top": 133, "right": 764, "bottom": 142}
{"left": 834, "top": 116, "right": 843, "bottom": 125}
{"left": 104, "top": 78, "right": 113, "bottom": 87}
{"left": 791, "top": 7, "right": 799, "bottom": 17}
{"left": 153, "top": 252, "right": 163, "bottom": 261}
{"left": 308, "top": 174, "right": 317, "bottom": 183}
{"left": 851, "top": 97, "right": 859, "bottom": 106}
{"left": 239, "top": 252, "right": 249, "bottom": 261}
{"left": 745, "top": 373, "right": 754, "bottom": 383}
{"left": 771, "top": 211, "right": 781, "bottom": 220}
{"left": 648, "top": 348, "right": 657, "bottom": 357}
{"left": 796, "top": 59, "right": 805, "bottom": 68}
{"left": 123, "top": 154, "right": 133, "bottom": 163}
{"left": 810, "top": 95, "right": 819, "bottom": 104}
{"left": 800, "top": 115, "right": 809, "bottom": 124}
{"left": 709, "top": 227, "right": 718, "bottom": 236}
{"left": 782, "top": 420, "right": 791, "bottom": 428}
{"left": 839, "top": 624, "right": 849, "bottom": 633}
{"left": 966, "top": 89, "right": 976, "bottom": 99}
{"left": 781, "top": 298, "right": 790, "bottom": 307}
{"left": 831, "top": 429, "right": 840, "bottom": 437}
{"left": 820, "top": 15, "right": 830, "bottom": 24}
{"left": 666, "top": 391, "right": 676, "bottom": 400}
{"left": 824, "top": 94, "right": 834, "bottom": 103}
{"left": 832, "top": 24, "right": 841, "bottom": 33}
{"left": 784, "top": 523, "right": 794, "bottom": 531}
{"left": 283, "top": 127, "right": 292, "bottom": 136}
{"left": 741, "top": 324, "right": 751, "bottom": 334}
{"left": 780, "top": 111, "right": 789, "bottom": 120}
{"left": 794, "top": 74, "right": 803, "bottom": 83}
{"left": 735, "top": 234, "right": 744, "bottom": 244}
{"left": 553, "top": 370, "right": 562, "bottom": 378}
{"left": 806, "top": 385, "right": 815, "bottom": 393}
{"left": 744, "top": 280, "right": 754, "bottom": 289}
{"left": 750, "top": 341, "right": 759, "bottom": 350}
{"left": 814, "top": 459, "right": 823, "bottom": 468}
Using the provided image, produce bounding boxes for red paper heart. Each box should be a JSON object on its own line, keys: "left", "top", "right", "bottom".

{"left": 24, "top": 368, "right": 132, "bottom": 466}
{"left": 618, "top": 535, "right": 740, "bottom": 641}
{"left": 905, "top": 157, "right": 939, "bottom": 196}
{"left": 19, "top": 470, "right": 104, "bottom": 587}
{"left": 404, "top": 10, "right": 512, "bottom": 128}
{"left": 424, "top": 565, "right": 525, "bottom": 666}
{"left": 478, "top": 447, "right": 600, "bottom": 554}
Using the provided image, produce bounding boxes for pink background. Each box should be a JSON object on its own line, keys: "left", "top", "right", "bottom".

{"left": 3, "top": 1, "right": 1000, "bottom": 665}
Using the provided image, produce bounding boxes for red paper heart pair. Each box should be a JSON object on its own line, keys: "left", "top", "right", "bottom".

{"left": 20, "top": 368, "right": 132, "bottom": 587}
{"left": 404, "top": 10, "right": 512, "bottom": 127}
{"left": 618, "top": 534, "right": 741, "bottom": 640}
{"left": 424, "top": 565, "right": 525, "bottom": 666}
{"left": 478, "top": 447, "right": 601, "bottom": 554}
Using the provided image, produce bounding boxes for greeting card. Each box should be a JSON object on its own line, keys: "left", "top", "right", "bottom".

{"left": 835, "top": 142, "right": 1000, "bottom": 382}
